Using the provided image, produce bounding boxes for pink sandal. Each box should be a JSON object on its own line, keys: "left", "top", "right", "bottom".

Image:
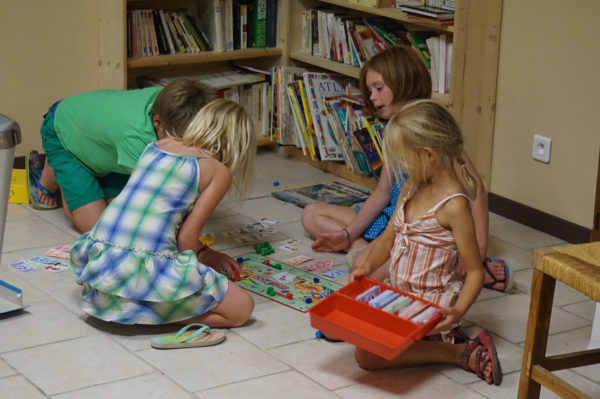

{"left": 459, "top": 329, "right": 502, "bottom": 385}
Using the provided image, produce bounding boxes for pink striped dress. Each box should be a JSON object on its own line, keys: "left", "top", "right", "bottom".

{"left": 389, "top": 191, "right": 468, "bottom": 309}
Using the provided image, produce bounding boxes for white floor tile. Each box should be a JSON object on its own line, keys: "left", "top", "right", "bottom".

{"left": 3, "top": 335, "right": 153, "bottom": 396}
{"left": 0, "top": 375, "right": 47, "bottom": 399}
{"left": 197, "top": 370, "right": 341, "bottom": 399}
{"left": 137, "top": 332, "right": 289, "bottom": 392}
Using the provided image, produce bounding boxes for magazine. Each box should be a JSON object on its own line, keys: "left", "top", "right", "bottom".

{"left": 271, "top": 181, "right": 370, "bottom": 208}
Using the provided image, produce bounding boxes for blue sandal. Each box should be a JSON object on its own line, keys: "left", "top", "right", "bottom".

{"left": 151, "top": 323, "right": 226, "bottom": 349}
{"left": 26, "top": 150, "right": 59, "bottom": 210}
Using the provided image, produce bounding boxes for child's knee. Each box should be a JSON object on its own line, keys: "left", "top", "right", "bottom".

{"left": 354, "top": 347, "right": 380, "bottom": 370}
{"left": 231, "top": 291, "right": 254, "bottom": 327}
{"left": 301, "top": 203, "right": 317, "bottom": 229}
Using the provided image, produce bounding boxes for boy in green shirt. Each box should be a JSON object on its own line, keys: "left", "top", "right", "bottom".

{"left": 31, "top": 79, "right": 212, "bottom": 233}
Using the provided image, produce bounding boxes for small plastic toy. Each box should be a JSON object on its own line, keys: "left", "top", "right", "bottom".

{"left": 253, "top": 242, "right": 274, "bottom": 256}
{"left": 198, "top": 236, "right": 215, "bottom": 247}
{"left": 266, "top": 287, "right": 276, "bottom": 296}
{"left": 273, "top": 181, "right": 280, "bottom": 186}
{"left": 313, "top": 277, "right": 320, "bottom": 283}
{"left": 263, "top": 259, "right": 270, "bottom": 265}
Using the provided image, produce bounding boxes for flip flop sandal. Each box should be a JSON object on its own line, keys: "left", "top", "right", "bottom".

{"left": 482, "top": 257, "right": 513, "bottom": 293}
{"left": 459, "top": 329, "right": 503, "bottom": 385}
{"left": 151, "top": 323, "right": 226, "bottom": 349}
{"left": 26, "top": 150, "right": 59, "bottom": 210}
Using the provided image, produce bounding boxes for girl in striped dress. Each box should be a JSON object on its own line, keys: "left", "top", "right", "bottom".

{"left": 351, "top": 100, "right": 502, "bottom": 385}
{"left": 70, "top": 99, "right": 255, "bottom": 328}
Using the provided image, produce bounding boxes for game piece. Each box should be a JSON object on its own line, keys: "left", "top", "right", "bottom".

{"left": 368, "top": 290, "right": 399, "bottom": 308}
{"left": 266, "top": 287, "right": 275, "bottom": 296}
{"left": 382, "top": 295, "right": 412, "bottom": 313}
{"left": 411, "top": 306, "right": 440, "bottom": 324}
{"left": 397, "top": 301, "right": 428, "bottom": 319}
{"left": 233, "top": 273, "right": 241, "bottom": 281}
{"left": 305, "top": 298, "right": 312, "bottom": 304}
{"left": 263, "top": 259, "right": 270, "bottom": 265}
{"left": 313, "top": 277, "right": 320, "bottom": 283}
{"left": 355, "top": 285, "right": 380, "bottom": 303}
{"left": 273, "top": 181, "right": 280, "bottom": 186}
{"left": 237, "top": 257, "right": 244, "bottom": 263}
{"left": 198, "top": 236, "right": 215, "bottom": 246}
{"left": 253, "top": 242, "right": 274, "bottom": 255}
{"left": 315, "top": 330, "right": 324, "bottom": 339}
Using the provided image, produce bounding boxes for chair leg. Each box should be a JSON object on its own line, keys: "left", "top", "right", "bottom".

{"left": 518, "top": 269, "right": 556, "bottom": 399}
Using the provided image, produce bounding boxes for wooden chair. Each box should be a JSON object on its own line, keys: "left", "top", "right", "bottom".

{"left": 518, "top": 245, "right": 600, "bottom": 398}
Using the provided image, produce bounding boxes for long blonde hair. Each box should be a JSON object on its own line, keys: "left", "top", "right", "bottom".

{"left": 384, "top": 100, "right": 477, "bottom": 200}
{"left": 173, "top": 99, "right": 256, "bottom": 196}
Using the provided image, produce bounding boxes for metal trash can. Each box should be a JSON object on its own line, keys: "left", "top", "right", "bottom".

{"left": 0, "top": 114, "right": 22, "bottom": 257}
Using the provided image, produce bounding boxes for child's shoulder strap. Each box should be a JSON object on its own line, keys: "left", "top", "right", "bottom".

{"left": 430, "top": 193, "right": 469, "bottom": 213}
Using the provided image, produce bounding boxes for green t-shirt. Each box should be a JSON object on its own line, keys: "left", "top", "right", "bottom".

{"left": 54, "top": 86, "right": 162, "bottom": 176}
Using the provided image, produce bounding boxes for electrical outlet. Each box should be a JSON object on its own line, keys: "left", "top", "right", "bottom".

{"left": 532, "top": 134, "right": 552, "bottom": 163}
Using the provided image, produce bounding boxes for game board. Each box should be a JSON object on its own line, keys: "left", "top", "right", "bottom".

{"left": 235, "top": 253, "right": 343, "bottom": 312}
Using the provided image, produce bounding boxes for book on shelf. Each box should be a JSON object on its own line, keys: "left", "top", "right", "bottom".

{"left": 271, "top": 181, "right": 370, "bottom": 209}
{"left": 252, "top": 0, "right": 267, "bottom": 48}
{"left": 406, "top": 30, "right": 433, "bottom": 68}
{"left": 271, "top": 66, "right": 306, "bottom": 146}
{"left": 302, "top": 72, "right": 354, "bottom": 161}
{"left": 199, "top": 0, "right": 225, "bottom": 51}
{"left": 398, "top": 4, "right": 455, "bottom": 20}
{"left": 354, "top": 127, "right": 383, "bottom": 174}
{"left": 287, "top": 82, "right": 311, "bottom": 158}
{"left": 265, "top": 0, "right": 278, "bottom": 47}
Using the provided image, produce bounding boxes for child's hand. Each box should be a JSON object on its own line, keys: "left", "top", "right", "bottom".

{"left": 311, "top": 230, "right": 349, "bottom": 252}
{"left": 428, "top": 306, "right": 464, "bottom": 335}
{"left": 350, "top": 262, "right": 370, "bottom": 282}
{"left": 198, "top": 248, "right": 243, "bottom": 279}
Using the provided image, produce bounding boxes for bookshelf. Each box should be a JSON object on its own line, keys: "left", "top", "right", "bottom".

{"left": 282, "top": 0, "right": 502, "bottom": 188}
{"left": 99, "top": 0, "right": 501, "bottom": 186}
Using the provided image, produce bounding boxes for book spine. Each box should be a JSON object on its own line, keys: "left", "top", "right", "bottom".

{"left": 165, "top": 11, "right": 186, "bottom": 53}
{"left": 180, "top": 12, "right": 205, "bottom": 51}
{"left": 159, "top": 10, "right": 176, "bottom": 54}
{"left": 252, "top": 0, "right": 267, "bottom": 48}
{"left": 265, "top": 0, "right": 277, "bottom": 47}
{"left": 146, "top": 10, "right": 159, "bottom": 55}
{"left": 406, "top": 31, "right": 431, "bottom": 68}
{"left": 186, "top": 12, "right": 213, "bottom": 51}
{"left": 240, "top": 5, "right": 248, "bottom": 49}
{"left": 152, "top": 10, "right": 168, "bottom": 55}
{"left": 224, "top": 0, "right": 234, "bottom": 51}
{"left": 127, "top": 10, "right": 132, "bottom": 58}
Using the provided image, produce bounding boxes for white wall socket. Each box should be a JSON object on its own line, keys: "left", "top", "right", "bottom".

{"left": 532, "top": 134, "right": 552, "bottom": 163}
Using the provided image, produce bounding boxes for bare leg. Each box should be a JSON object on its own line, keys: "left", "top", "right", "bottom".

{"left": 302, "top": 203, "right": 356, "bottom": 238}
{"left": 69, "top": 199, "right": 109, "bottom": 233}
{"left": 183, "top": 282, "right": 254, "bottom": 327}
{"left": 354, "top": 340, "right": 493, "bottom": 384}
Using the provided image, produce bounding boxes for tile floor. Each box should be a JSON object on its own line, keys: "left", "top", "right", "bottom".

{"left": 1, "top": 151, "right": 599, "bottom": 398}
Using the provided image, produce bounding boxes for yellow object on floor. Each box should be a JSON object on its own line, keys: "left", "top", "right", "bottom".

{"left": 198, "top": 236, "right": 215, "bottom": 247}
{"left": 8, "top": 169, "right": 28, "bottom": 204}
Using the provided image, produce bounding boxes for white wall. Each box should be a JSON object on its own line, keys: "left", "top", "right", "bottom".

{"left": 491, "top": 0, "right": 600, "bottom": 228}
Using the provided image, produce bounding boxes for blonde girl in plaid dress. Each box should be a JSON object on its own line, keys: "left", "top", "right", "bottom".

{"left": 71, "top": 99, "right": 255, "bottom": 328}
{"left": 351, "top": 100, "right": 502, "bottom": 385}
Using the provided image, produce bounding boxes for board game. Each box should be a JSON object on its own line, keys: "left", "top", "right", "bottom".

{"left": 234, "top": 253, "right": 343, "bottom": 312}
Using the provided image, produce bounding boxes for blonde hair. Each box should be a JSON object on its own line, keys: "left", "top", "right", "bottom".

{"left": 383, "top": 100, "right": 477, "bottom": 200}
{"left": 359, "top": 45, "right": 432, "bottom": 116}
{"left": 174, "top": 99, "right": 256, "bottom": 196}
{"left": 151, "top": 78, "right": 214, "bottom": 137}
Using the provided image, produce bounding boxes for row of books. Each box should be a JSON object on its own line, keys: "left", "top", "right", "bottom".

{"left": 126, "top": 0, "right": 278, "bottom": 58}
{"left": 391, "top": 1, "right": 455, "bottom": 20}
{"left": 270, "top": 67, "right": 384, "bottom": 177}
{"left": 127, "top": 9, "right": 212, "bottom": 57}
{"left": 300, "top": 10, "right": 451, "bottom": 94}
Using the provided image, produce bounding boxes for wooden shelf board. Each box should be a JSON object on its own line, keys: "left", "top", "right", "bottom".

{"left": 257, "top": 135, "right": 273, "bottom": 147}
{"left": 128, "top": 48, "right": 283, "bottom": 69}
{"left": 290, "top": 52, "right": 450, "bottom": 105}
{"left": 277, "top": 146, "right": 378, "bottom": 191}
{"left": 319, "top": 0, "right": 454, "bottom": 33}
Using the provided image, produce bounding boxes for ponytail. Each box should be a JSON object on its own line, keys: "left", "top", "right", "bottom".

{"left": 457, "top": 158, "right": 477, "bottom": 201}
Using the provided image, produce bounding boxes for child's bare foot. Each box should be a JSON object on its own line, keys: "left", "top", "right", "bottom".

{"left": 37, "top": 160, "right": 59, "bottom": 207}
{"left": 483, "top": 258, "right": 510, "bottom": 292}
{"left": 27, "top": 150, "right": 60, "bottom": 209}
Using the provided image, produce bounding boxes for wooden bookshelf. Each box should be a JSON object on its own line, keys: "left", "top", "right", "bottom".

{"left": 100, "top": 0, "right": 501, "bottom": 184}
{"left": 283, "top": 0, "right": 502, "bottom": 187}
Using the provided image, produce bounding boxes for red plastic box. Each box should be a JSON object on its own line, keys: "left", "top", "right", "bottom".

{"left": 309, "top": 277, "right": 442, "bottom": 360}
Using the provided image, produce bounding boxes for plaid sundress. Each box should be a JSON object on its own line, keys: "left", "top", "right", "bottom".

{"left": 70, "top": 143, "right": 228, "bottom": 325}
